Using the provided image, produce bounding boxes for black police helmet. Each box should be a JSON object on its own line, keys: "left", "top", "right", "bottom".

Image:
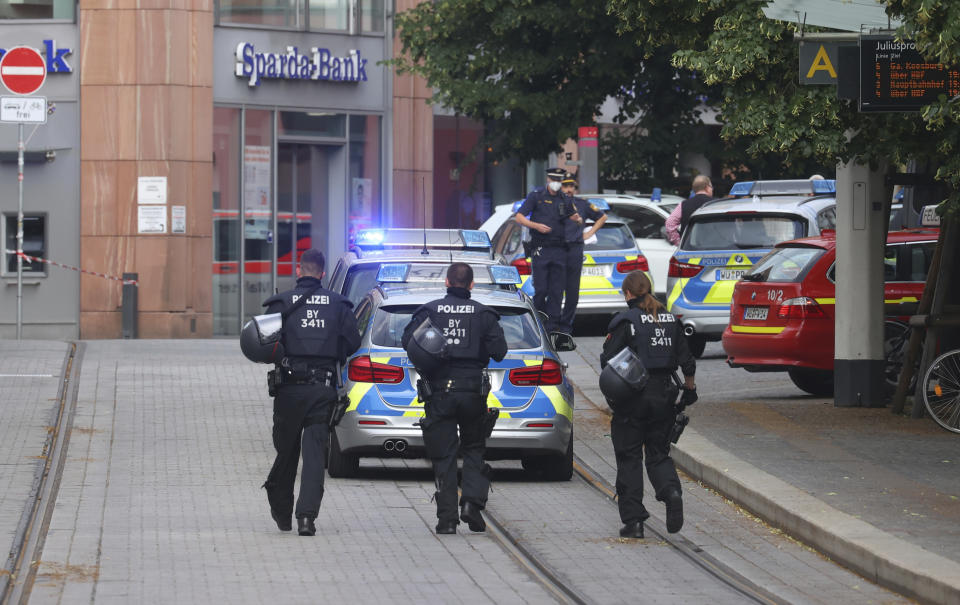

{"left": 240, "top": 315, "right": 284, "bottom": 364}
{"left": 405, "top": 317, "right": 447, "bottom": 375}
{"left": 598, "top": 348, "right": 649, "bottom": 409}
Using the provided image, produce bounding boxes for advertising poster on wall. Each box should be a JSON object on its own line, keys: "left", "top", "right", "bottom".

{"left": 243, "top": 145, "right": 272, "bottom": 240}
{"left": 350, "top": 177, "right": 373, "bottom": 234}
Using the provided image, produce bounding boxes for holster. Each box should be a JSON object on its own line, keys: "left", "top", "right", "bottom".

{"left": 481, "top": 407, "right": 499, "bottom": 439}
{"left": 267, "top": 369, "right": 279, "bottom": 397}
{"left": 328, "top": 393, "right": 349, "bottom": 428}
{"left": 416, "top": 378, "right": 434, "bottom": 404}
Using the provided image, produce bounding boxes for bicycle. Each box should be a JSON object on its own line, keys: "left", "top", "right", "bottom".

{"left": 922, "top": 348, "right": 960, "bottom": 434}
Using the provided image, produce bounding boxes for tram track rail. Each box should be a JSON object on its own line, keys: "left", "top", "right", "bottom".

{"left": 1, "top": 342, "right": 84, "bottom": 605}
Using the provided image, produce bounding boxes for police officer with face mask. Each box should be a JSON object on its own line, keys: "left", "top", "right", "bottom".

{"left": 260, "top": 249, "right": 361, "bottom": 536}
{"left": 401, "top": 263, "right": 508, "bottom": 534}
{"left": 559, "top": 172, "right": 607, "bottom": 335}
{"left": 599, "top": 270, "right": 697, "bottom": 539}
{"left": 514, "top": 167, "right": 576, "bottom": 332}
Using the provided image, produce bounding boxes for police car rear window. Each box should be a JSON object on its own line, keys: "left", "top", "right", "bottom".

{"left": 683, "top": 215, "right": 805, "bottom": 251}
{"left": 342, "top": 263, "right": 510, "bottom": 305}
{"left": 370, "top": 305, "right": 542, "bottom": 350}
{"left": 743, "top": 246, "right": 825, "bottom": 283}
{"left": 585, "top": 224, "right": 636, "bottom": 251}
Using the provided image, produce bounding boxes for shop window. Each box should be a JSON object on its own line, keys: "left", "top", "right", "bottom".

{"left": 309, "top": 0, "right": 348, "bottom": 31}
{"left": 348, "top": 114, "right": 382, "bottom": 238}
{"left": 219, "top": 0, "right": 300, "bottom": 28}
{"left": 279, "top": 112, "right": 346, "bottom": 138}
{"left": 213, "top": 107, "right": 242, "bottom": 335}
{"left": 0, "top": 0, "right": 74, "bottom": 20}
{"left": 360, "top": 0, "right": 384, "bottom": 33}
{"left": 3, "top": 214, "right": 46, "bottom": 275}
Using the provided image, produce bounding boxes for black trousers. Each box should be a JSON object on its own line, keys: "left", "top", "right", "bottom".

{"left": 420, "top": 390, "right": 489, "bottom": 524}
{"left": 264, "top": 383, "right": 336, "bottom": 520}
{"left": 559, "top": 245, "right": 584, "bottom": 334}
{"left": 531, "top": 245, "right": 566, "bottom": 333}
{"left": 610, "top": 375, "right": 681, "bottom": 524}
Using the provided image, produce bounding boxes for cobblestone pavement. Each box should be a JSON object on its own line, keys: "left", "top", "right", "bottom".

{"left": 0, "top": 341, "right": 69, "bottom": 592}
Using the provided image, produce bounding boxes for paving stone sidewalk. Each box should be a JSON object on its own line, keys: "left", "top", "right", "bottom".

{"left": 0, "top": 341, "right": 69, "bottom": 594}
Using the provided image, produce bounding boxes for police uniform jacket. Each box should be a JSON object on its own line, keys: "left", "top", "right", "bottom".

{"left": 401, "top": 287, "right": 508, "bottom": 379}
{"left": 563, "top": 197, "right": 606, "bottom": 245}
{"left": 264, "top": 276, "right": 361, "bottom": 368}
{"left": 600, "top": 298, "right": 696, "bottom": 378}
{"left": 516, "top": 187, "right": 574, "bottom": 247}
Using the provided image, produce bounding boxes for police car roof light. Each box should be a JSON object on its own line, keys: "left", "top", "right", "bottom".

{"left": 511, "top": 200, "right": 524, "bottom": 212}
{"left": 488, "top": 265, "right": 522, "bottom": 285}
{"left": 811, "top": 179, "right": 836, "bottom": 194}
{"left": 458, "top": 229, "right": 491, "bottom": 249}
{"left": 587, "top": 198, "right": 611, "bottom": 210}
{"left": 377, "top": 263, "right": 410, "bottom": 283}
{"left": 355, "top": 229, "right": 386, "bottom": 246}
{"left": 729, "top": 182, "right": 753, "bottom": 196}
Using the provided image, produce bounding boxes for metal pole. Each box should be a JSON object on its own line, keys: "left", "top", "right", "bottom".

{"left": 16, "top": 122, "right": 23, "bottom": 340}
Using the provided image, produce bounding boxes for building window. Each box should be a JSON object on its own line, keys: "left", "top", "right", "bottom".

{"left": 3, "top": 214, "right": 46, "bottom": 275}
{"left": 0, "top": 0, "right": 75, "bottom": 20}
{"left": 219, "top": 0, "right": 300, "bottom": 28}
{"left": 309, "top": 0, "right": 348, "bottom": 31}
{"left": 278, "top": 111, "right": 346, "bottom": 138}
{"left": 360, "top": 0, "right": 384, "bottom": 33}
{"left": 348, "top": 114, "right": 381, "bottom": 237}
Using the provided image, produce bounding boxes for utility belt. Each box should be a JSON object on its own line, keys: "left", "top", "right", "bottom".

{"left": 268, "top": 360, "right": 336, "bottom": 393}
{"left": 417, "top": 374, "right": 491, "bottom": 402}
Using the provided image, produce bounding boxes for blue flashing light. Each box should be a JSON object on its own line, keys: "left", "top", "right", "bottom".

{"left": 459, "top": 229, "right": 491, "bottom": 248}
{"left": 588, "top": 198, "right": 610, "bottom": 210}
{"left": 729, "top": 182, "right": 753, "bottom": 196}
{"left": 512, "top": 200, "right": 524, "bottom": 212}
{"left": 895, "top": 188, "right": 905, "bottom": 200}
{"left": 355, "top": 229, "right": 385, "bottom": 246}
{"left": 811, "top": 179, "right": 836, "bottom": 194}
{"left": 376, "top": 263, "right": 410, "bottom": 283}
{"left": 651, "top": 187, "right": 662, "bottom": 202}
{"left": 488, "top": 265, "right": 521, "bottom": 285}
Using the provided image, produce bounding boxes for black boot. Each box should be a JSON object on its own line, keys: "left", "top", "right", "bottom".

{"left": 271, "top": 508, "right": 292, "bottom": 532}
{"left": 665, "top": 488, "right": 683, "bottom": 534}
{"left": 298, "top": 517, "right": 316, "bottom": 536}
{"left": 435, "top": 519, "right": 457, "bottom": 534}
{"left": 619, "top": 520, "right": 644, "bottom": 539}
{"left": 460, "top": 502, "right": 486, "bottom": 532}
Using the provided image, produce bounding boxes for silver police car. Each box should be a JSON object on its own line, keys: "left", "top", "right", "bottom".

{"left": 328, "top": 268, "right": 576, "bottom": 481}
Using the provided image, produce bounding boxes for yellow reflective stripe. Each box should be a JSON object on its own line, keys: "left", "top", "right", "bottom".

{"left": 624, "top": 254, "right": 637, "bottom": 261}
{"left": 885, "top": 297, "right": 918, "bottom": 304}
{"left": 402, "top": 394, "right": 425, "bottom": 417}
{"left": 579, "top": 275, "right": 613, "bottom": 290}
{"left": 583, "top": 253, "right": 596, "bottom": 265}
{"left": 815, "top": 298, "right": 836, "bottom": 305}
{"left": 727, "top": 254, "right": 754, "bottom": 266}
{"left": 539, "top": 385, "right": 573, "bottom": 421}
{"left": 667, "top": 278, "right": 688, "bottom": 311}
{"left": 582, "top": 289, "right": 620, "bottom": 296}
{"left": 485, "top": 390, "right": 512, "bottom": 419}
{"left": 729, "top": 325, "right": 785, "bottom": 334}
{"left": 370, "top": 356, "right": 390, "bottom": 363}
{"left": 702, "top": 279, "right": 736, "bottom": 304}
{"left": 346, "top": 382, "right": 374, "bottom": 413}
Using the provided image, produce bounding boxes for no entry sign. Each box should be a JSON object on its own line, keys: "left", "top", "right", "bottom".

{"left": 0, "top": 47, "right": 46, "bottom": 95}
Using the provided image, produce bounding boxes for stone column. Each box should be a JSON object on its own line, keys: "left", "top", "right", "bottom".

{"left": 79, "top": 0, "right": 213, "bottom": 338}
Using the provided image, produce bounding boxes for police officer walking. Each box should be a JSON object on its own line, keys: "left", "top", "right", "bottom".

{"left": 559, "top": 172, "right": 607, "bottom": 335}
{"left": 260, "top": 249, "right": 360, "bottom": 536}
{"left": 599, "top": 270, "right": 697, "bottom": 538}
{"left": 514, "top": 167, "right": 576, "bottom": 332}
{"left": 401, "top": 263, "right": 508, "bottom": 534}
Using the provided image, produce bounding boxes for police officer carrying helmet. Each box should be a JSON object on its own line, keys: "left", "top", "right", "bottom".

{"left": 599, "top": 270, "right": 697, "bottom": 538}
{"left": 260, "top": 249, "right": 360, "bottom": 536}
{"left": 514, "top": 167, "right": 577, "bottom": 332}
{"left": 401, "top": 262, "right": 508, "bottom": 534}
{"left": 559, "top": 172, "right": 607, "bottom": 334}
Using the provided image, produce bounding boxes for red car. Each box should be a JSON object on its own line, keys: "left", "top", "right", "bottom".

{"left": 722, "top": 228, "right": 939, "bottom": 395}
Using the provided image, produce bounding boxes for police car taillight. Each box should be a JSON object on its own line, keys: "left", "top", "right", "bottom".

{"left": 776, "top": 297, "right": 826, "bottom": 319}
{"left": 511, "top": 258, "right": 531, "bottom": 276}
{"left": 348, "top": 356, "right": 405, "bottom": 384}
{"left": 508, "top": 359, "right": 563, "bottom": 386}
{"left": 616, "top": 256, "right": 649, "bottom": 273}
{"left": 668, "top": 257, "right": 702, "bottom": 278}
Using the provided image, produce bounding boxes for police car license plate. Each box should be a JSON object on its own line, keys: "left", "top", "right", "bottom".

{"left": 743, "top": 307, "right": 768, "bottom": 321}
{"left": 716, "top": 269, "right": 746, "bottom": 281}
{"left": 582, "top": 265, "right": 608, "bottom": 277}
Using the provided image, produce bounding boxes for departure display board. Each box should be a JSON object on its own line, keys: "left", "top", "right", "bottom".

{"left": 860, "top": 36, "right": 960, "bottom": 112}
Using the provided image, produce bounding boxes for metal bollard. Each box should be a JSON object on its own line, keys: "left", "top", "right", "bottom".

{"left": 122, "top": 273, "right": 138, "bottom": 339}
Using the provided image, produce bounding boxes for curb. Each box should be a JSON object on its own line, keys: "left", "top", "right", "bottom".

{"left": 564, "top": 352, "right": 960, "bottom": 605}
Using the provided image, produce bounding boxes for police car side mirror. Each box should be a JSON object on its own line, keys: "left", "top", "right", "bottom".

{"left": 550, "top": 332, "right": 577, "bottom": 352}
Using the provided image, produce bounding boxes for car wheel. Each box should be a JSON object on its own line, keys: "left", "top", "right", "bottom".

{"left": 521, "top": 431, "right": 573, "bottom": 482}
{"left": 788, "top": 368, "right": 834, "bottom": 397}
{"left": 687, "top": 335, "right": 707, "bottom": 358}
{"left": 327, "top": 428, "right": 359, "bottom": 478}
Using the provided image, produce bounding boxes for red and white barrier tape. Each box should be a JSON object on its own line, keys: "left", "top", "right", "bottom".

{"left": 4, "top": 249, "right": 138, "bottom": 285}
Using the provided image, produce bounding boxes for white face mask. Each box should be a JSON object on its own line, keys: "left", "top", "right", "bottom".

{"left": 547, "top": 181, "right": 562, "bottom": 193}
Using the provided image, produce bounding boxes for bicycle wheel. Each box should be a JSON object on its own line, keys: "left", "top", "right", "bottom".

{"left": 922, "top": 349, "right": 960, "bottom": 434}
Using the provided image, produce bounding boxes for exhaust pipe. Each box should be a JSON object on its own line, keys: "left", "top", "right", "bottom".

{"left": 683, "top": 323, "right": 696, "bottom": 337}
{"left": 394, "top": 439, "right": 407, "bottom": 453}
{"left": 383, "top": 440, "right": 395, "bottom": 452}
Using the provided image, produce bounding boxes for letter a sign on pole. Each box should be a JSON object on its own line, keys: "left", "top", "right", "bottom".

{"left": 0, "top": 46, "right": 48, "bottom": 339}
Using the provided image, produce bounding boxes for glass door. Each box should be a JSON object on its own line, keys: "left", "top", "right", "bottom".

{"left": 277, "top": 143, "right": 332, "bottom": 293}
